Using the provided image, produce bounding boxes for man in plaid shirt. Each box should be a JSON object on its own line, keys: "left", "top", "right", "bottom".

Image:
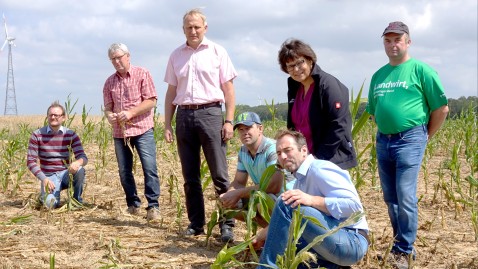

{"left": 103, "top": 43, "right": 160, "bottom": 221}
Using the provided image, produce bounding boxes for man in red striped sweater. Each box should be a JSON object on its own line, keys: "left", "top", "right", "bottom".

{"left": 27, "top": 101, "right": 88, "bottom": 208}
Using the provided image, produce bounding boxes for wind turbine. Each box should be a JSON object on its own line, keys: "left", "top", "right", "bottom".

{"left": 1, "top": 14, "right": 17, "bottom": 115}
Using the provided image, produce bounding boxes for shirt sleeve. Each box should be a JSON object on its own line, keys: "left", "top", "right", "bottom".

{"left": 26, "top": 132, "right": 47, "bottom": 181}
{"left": 71, "top": 131, "right": 88, "bottom": 166}
{"left": 217, "top": 46, "right": 237, "bottom": 84}
{"left": 164, "top": 52, "right": 178, "bottom": 86}
{"left": 309, "top": 162, "right": 364, "bottom": 220}
{"left": 421, "top": 67, "right": 448, "bottom": 111}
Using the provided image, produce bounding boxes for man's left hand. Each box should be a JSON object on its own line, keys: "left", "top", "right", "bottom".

{"left": 281, "top": 189, "right": 313, "bottom": 208}
{"left": 222, "top": 122, "right": 234, "bottom": 141}
{"left": 68, "top": 161, "right": 81, "bottom": 174}
{"left": 117, "top": 110, "right": 133, "bottom": 123}
{"left": 219, "top": 190, "right": 241, "bottom": 209}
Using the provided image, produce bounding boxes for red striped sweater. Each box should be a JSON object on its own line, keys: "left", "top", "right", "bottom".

{"left": 27, "top": 126, "right": 88, "bottom": 181}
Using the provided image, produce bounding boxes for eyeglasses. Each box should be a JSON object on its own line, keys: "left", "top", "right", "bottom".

{"left": 48, "top": 113, "right": 64, "bottom": 118}
{"left": 286, "top": 58, "right": 306, "bottom": 72}
{"left": 109, "top": 53, "right": 126, "bottom": 62}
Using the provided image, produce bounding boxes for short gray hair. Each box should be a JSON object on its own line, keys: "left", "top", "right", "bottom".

{"left": 183, "top": 8, "right": 207, "bottom": 26}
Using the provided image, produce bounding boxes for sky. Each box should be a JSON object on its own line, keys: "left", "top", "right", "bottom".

{"left": 0, "top": 0, "right": 476, "bottom": 115}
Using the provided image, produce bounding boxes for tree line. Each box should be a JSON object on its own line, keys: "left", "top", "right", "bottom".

{"left": 236, "top": 96, "right": 477, "bottom": 121}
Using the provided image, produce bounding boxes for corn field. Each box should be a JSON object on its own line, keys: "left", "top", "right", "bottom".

{"left": 0, "top": 98, "right": 477, "bottom": 269}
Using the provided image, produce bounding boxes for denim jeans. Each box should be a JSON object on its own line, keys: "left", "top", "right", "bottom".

{"left": 258, "top": 199, "right": 368, "bottom": 268}
{"left": 376, "top": 125, "right": 428, "bottom": 255}
{"left": 114, "top": 128, "right": 160, "bottom": 209}
{"left": 175, "top": 105, "right": 232, "bottom": 230}
{"left": 41, "top": 167, "right": 85, "bottom": 208}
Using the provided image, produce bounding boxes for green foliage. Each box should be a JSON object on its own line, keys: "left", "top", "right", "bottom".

{"left": 211, "top": 238, "right": 254, "bottom": 269}
{"left": 50, "top": 253, "right": 55, "bottom": 269}
{"left": 0, "top": 214, "right": 32, "bottom": 225}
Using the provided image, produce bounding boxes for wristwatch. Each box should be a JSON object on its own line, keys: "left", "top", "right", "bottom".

{"left": 224, "top": 120, "right": 233, "bottom": 125}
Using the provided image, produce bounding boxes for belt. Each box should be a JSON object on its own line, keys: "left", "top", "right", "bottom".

{"left": 348, "top": 228, "right": 370, "bottom": 245}
{"left": 380, "top": 125, "right": 426, "bottom": 139}
{"left": 178, "top": 102, "right": 221, "bottom": 110}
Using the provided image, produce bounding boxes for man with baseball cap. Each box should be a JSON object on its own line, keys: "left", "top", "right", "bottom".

{"left": 219, "top": 111, "right": 284, "bottom": 246}
{"left": 381, "top": 21, "right": 409, "bottom": 36}
{"left": 367, "top": 21, "right": 449, "bottom": 268}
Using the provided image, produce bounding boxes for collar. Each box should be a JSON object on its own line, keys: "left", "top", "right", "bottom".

{"left": 47, "top": 125, "right": 65, "bottom": 134}
{"left": 248, "top": 135, "right": 268, "bottom": 156}
{"left": 115, "top": 65, "right": 132, "bottom": 78}
{"left": 182, "top": 36, "right": 211, "bottom": 50}
{"left": 295, "top": 154, "right": 316, "bottom": 178}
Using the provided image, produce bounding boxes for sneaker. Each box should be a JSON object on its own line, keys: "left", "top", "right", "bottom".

{"left": 220, "top": 225, "right": 234, "bottom": 243}
{"left": 146, "top": 207, "right": 160, "bottom": 221}
{"left": 184, "top": 227, "right": 204, "bottom": 236}
{"left": 127, "top": 206, "right": 140, "bottom": 215}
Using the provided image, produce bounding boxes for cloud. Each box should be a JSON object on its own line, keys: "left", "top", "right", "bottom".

{"left": 0, "top": 0, "right": 476, "bottom": 115}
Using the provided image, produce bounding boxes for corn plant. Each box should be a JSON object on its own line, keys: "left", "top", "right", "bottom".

{"left": 471, "top": 205, "right": 478, "bottom": 241}
{"left": 80, "top": 104, "right": 96, "bottom": 144}
{"left": 62, "top": 94, "right": 78, "bottom": 128}
{"left": 167, "top": 174, "right": 183, "bottom": 233}
{"left": 50, "top": 253, "right": 55, "bottom": 269}
{"left": 0, "top": 214, "right": 32, "bottom": 225}
{"left": 200, "top": 159, "right": 212, "bottom": 192}
{"left": 0, "top": 137, "right": 28, "bottom": 193}
{"left": 349, "top": 82, "right": 373, "bottom": 190}
{"left": 94, "top": 114, "right": 112, "bottom": 183}
{"left": 211, "top": 238, "right": 255, "bottom": 269}
{"left": 244, "top": 165, "right": 278, "bottom": 238}
{"left": 56, "top": 144, "right": 84, "bottom": 212}
{"left": 264, "top": 99, "right": 279, "bottom": 129}
{"left": 210, "top": 165, "right": 284, "bottom": 265}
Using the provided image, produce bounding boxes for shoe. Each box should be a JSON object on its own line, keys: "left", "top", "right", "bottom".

{"left": 127, "top": 206, "right": 140, "bottom": 215}
{"left": 220, "top": 225, "right": 234, "bottom": 243}
{"left": 391, "top": 252, "right": 410, "bottom": 269}
{"left": 146, "top": 207, "right": 160, "bottom": 221}
{"left": 184, "top": 226, "right": 204, "bottom": 236}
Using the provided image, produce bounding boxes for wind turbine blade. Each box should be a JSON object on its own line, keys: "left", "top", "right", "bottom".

{"left": 3, "top": 14, "right": 8, "bottom": 38}
{"left": 0, "top": 40, "right": 7, "bottom": 51}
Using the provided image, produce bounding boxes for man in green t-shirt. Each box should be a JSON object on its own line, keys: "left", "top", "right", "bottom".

{"left": 366, "top": 21, "right": 449, "bottom": 268}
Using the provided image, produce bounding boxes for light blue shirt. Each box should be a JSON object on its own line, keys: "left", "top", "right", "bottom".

{"left": 47, "top": 125, "right": 66, "bottom": 134}
{"left": 237, "top": 137, "right": 277, "bottom": 185}
{"left": 293, "top": 154, "right": 368, "bottom": 230}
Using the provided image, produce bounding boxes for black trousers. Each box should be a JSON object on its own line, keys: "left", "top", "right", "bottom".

{"left": 176, "top": 105, "right": 233, "bottom": 229}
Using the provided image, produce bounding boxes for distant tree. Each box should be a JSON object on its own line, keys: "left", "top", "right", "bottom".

{"left": 235, "top": 96, "right": 477, "bottom": 122}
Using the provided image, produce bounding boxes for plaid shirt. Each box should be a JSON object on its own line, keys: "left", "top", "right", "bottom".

{"left": 103, "top": 65, "right": 157, "bottom": 138}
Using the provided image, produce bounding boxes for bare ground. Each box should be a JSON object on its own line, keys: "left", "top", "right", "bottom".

{"left": 0, "top": 117, "right": 477, "bottom": 269}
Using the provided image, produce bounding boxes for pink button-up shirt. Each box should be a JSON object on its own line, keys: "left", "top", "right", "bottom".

{"left": 164, "top": 37, "right": 237, "bottom": 105}
{"left": 103, "top": 65, "right": 157, "bottom": 138}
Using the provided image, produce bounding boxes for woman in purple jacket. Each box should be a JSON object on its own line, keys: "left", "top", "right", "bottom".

{"left": 278, "top": 38, "right": 357, "bottom": 170}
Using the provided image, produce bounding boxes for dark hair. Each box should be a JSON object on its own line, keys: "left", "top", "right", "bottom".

{"left": 278, "top": 38, "right": 317, "bottom": 73}
{"left": 274, "top": 129, "right": 307, "bottom": 150}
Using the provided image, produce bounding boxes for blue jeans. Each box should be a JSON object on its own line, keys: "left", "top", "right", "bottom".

{"left": 258, "top": 199, "right": 368, "bottom": 268}
{"left": 114, "top": 128, "right": 160, "bottom": 209}
{"left": 376, "top": 125, "right": 427, "bottom": 255}
{"left": 41, "top": 167, "right": 85, "bottom": 208}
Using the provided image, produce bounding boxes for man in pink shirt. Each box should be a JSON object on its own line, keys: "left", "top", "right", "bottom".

{"left": 103, "top": 43, "right": 160, "bottom": 221}
{"left": 164, "top": 8, "right": 237, "bottom": 242}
